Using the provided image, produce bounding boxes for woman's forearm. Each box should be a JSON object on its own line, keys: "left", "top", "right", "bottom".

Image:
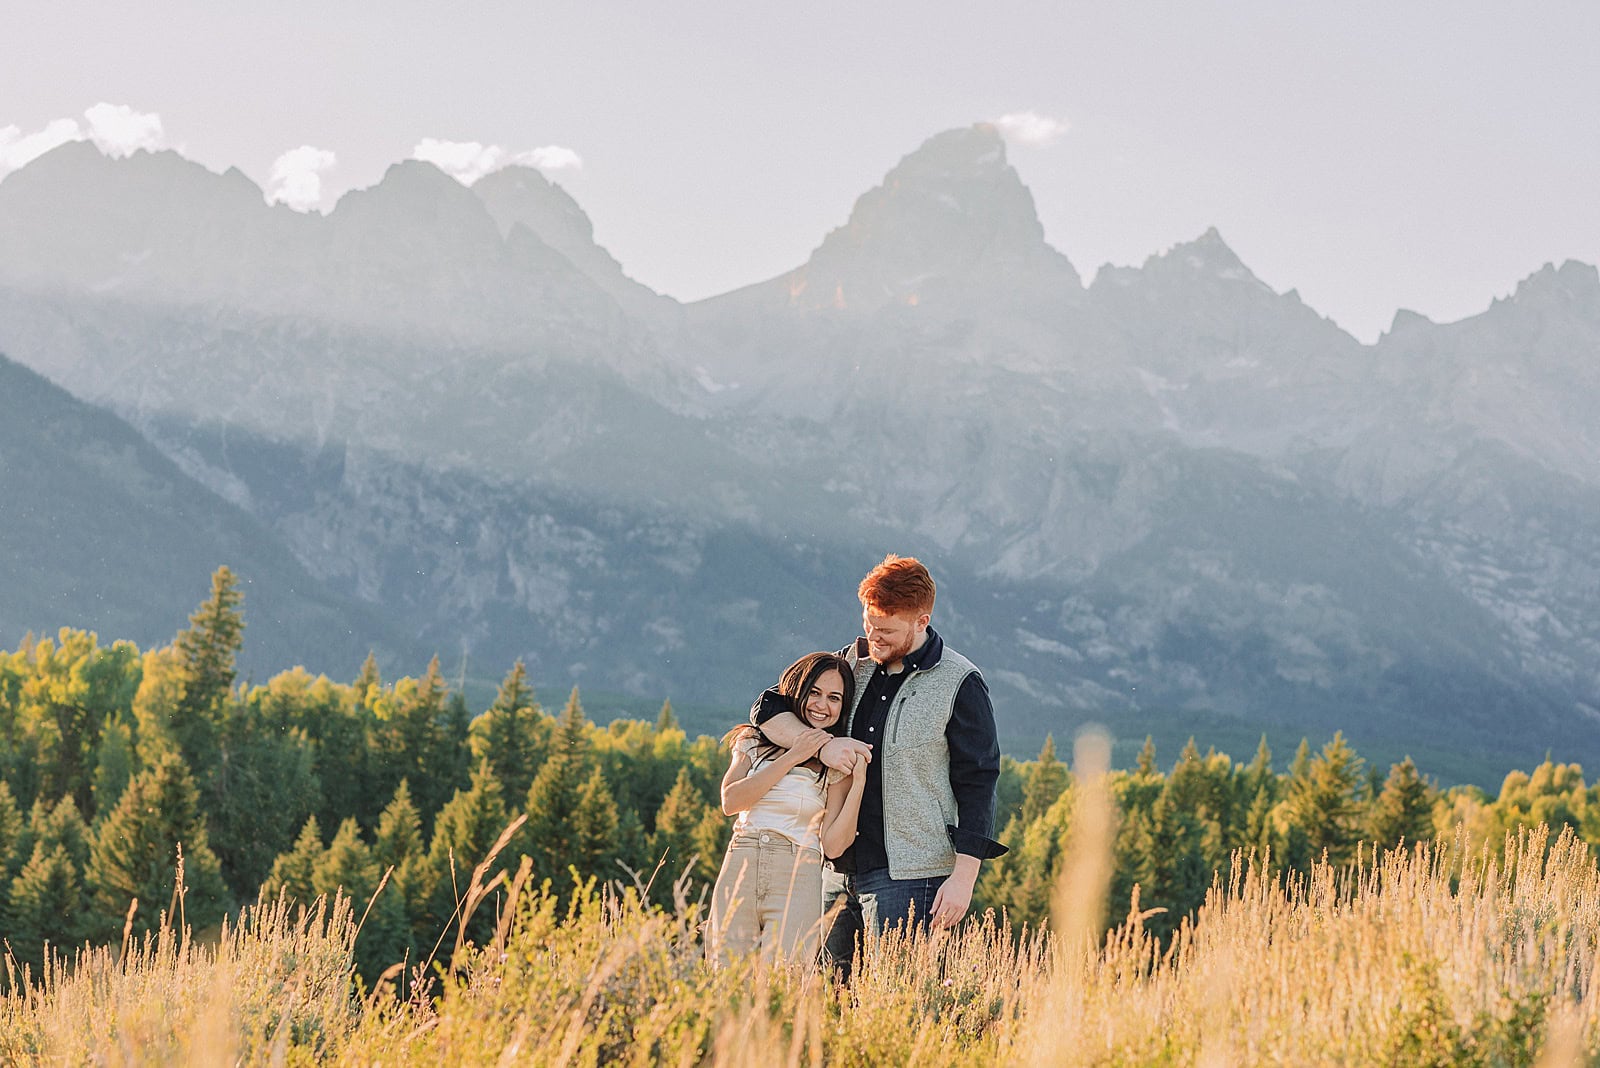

{"left": 821, "top": 776, "right": 867, "bottom": 858}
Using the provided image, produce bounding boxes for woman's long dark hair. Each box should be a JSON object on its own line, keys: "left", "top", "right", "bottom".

{"left": 724, "top": 651, "right": 855, "bottom": 777}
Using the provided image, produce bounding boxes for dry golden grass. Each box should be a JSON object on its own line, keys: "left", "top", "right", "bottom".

{"left": 6, "top": 743, "right": 1600, "bottom": 1065}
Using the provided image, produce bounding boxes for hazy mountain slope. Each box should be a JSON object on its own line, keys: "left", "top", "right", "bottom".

{"left": 0, "top": 352, "right": 414, "bottom": 678}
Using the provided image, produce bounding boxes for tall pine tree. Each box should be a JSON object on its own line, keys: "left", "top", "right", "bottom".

{"left": 524, "top": 688, "right": 591, "bottom": 887}
{"left": 1368, "top": 757, "right": 1438, "bottom": 851}
{"left": 373, "top": 779, "right": 427, "bottom": 914}
{"left": 87, "top": 753, "right": 228, "bottom": 938}
{"left": 314, "top": 817, "right": 412, "bottom": 981}
{"left": 572, "top": 765, "right": 621, "bottom": 881}
{"left": 169, "top": 566, "right": 245, "bottom": 773}
{"left": 421, "top": 761, "right": 515, "bottom": 945}
{"left": 474, "top": 660, "right": 540, "bottom": 802}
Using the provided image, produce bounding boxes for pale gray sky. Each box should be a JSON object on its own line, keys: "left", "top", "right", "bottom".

{"left": 4, "top": 1, "right": 1597, "bottom": 341}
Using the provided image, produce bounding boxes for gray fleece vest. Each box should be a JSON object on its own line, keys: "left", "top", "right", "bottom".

{"left": 845, "top": 638, "right": 979, "bottom": 880}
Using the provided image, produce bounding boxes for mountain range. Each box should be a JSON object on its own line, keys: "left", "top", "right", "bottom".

{"left": 2, "top": 122, "right": 1596, "bottom": 785}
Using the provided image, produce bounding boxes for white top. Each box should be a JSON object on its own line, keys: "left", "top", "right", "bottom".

{"left": 730, "top": 735, "right": 841, "bottom": 851}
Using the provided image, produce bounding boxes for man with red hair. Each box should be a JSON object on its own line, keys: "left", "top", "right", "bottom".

{"left": 751, "top": 554, "right": 1004, "bottom": 966}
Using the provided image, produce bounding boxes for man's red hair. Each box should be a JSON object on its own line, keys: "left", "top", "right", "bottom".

{"left": 858, "top": 554, "right": 935, "bottom": 617}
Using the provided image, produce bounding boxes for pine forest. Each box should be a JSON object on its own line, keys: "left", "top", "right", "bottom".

{"left": 4, "top": 568, "right": 1600, "bottom": 1063}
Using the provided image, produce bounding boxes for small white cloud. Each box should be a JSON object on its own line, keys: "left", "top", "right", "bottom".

{"left": 412, "top": 138, "right": 582, "bottom": 184}
{"left": 510, "top": 144, "right": 582, "bottom": 172}
{"left": 412, "top": 138, "right": 503, "bottom": 184}
{"left": 995, "top": 110, "right": 1069, "bottom": 148}
{"left": 0, "top": 117, "right": 84, "bottom": 177}
{"left": 83, "top": 103, "right": 165, "bottom": 158}
{"left": 267, "top": 145, "right": 337, "bottom": 211}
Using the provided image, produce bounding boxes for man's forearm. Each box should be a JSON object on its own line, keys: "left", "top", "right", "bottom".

{"left": 757, "top": 710, "right": 806, "bottom": 747}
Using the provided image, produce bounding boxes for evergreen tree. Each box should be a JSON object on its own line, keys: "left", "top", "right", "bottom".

{"left": 524, "top": 689, "right": 591, "bottom": 887}
{"left": 1243, "top": 782, "right": 1278, "bottom": 860}
{"left": 1135, "top": 736, "right": 1158, "bottom": 777}
{"left": 354, "top": 652, "right": 381, "bottom": 707}
{"left": 8, "top": 770, "right": 97, "bottom": 950}
{"left": 647, "top": 767, "right": 708, "bottom": 897}
{"left": 130, "top": 646, "right": 188, "bottom": 769}
{"left": 690, "top": 805, "right": 732, "bottom": 885}
{"left": 995, "top": 791, "right": 1072, "bottom": 925}
{"left": 422, "top": 761, "right": 514, "bottom": 945}
{"left": 596, "top": 719, "right": 678, "bottom": 840}
{"left": 572, "top": 765, "right": 621, "bottom": 880}
{"left": 1288, "top": 738, "right": 1311, "bottom": 781}
{"left": 992, "top": 756, "right": 1027, "bottom": 831}
{"left": 1020, "top": 735, "right": 1069, "bottom": 825}
{"left": 475, "top": 661, "right": 540, "bottom": 801}
{"left": 314, "top": 817, "right": 411, "bottom": 981}
{"left": 1139, "top": 792, "right": 1210, "bottom": 942}
{"left": 551, "top": 687, "right": 589, "bottom": 762}
{"left": 168, "top": 566, "right": 246, "bottom": 773}
{"left": 614, "top": 807, "right": 650, "bottom": 882}
{"left": 0, "top": 780, "right": 27, "bottom": 883}
{"left": 1167, "top": 738, "right": 1207, "bottom": 812}
{"left": 33, "top": 794, "right": 91, "bottom": 872}
{"left": 90, "top": 711, "right": 138, "bottom": 819}
{"left": 0, "top": 781, "right": 26, "bottom": 933}
{"left": 441, "top": 692, "right": 473, "bottom": 798}
{"left": 1368, "top": 757, "right": 1439, "bottom": 851}
{"left": 382, "top": 656, "right": 459, "bottom": 826}
{"left": 6, "top": 843, "right": 89, "bottom": 967}
{"left": 1240, "top": 736, "right": 1275, "bottom": 805}
{"left": 655, "top": 700, "right": 679, "bottom": 733}
{"left": 87, "top": 753, "right": 228, "bottom": 937}
{"left": 207, "top": 712, "right": 320, "bottom": 895}
{"left": 265, "top": 816, "right": 325, "bottom": 905}
{"left": 373, "top": 779, "right": 426, "bottom": 912}
{"left": 1282, "top": 733, "right": 1365, "bottom": 867}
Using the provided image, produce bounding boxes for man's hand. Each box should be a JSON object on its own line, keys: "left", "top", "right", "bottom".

{"left": 930, "top": 855, "right": 981, "bottom": 929}
{"left": 819, "top": 736, "right": 872, "bottom": 773}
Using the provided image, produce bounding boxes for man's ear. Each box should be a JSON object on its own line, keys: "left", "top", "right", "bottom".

{"left": 917, "top": 613, "right": 931, "bottom": 630}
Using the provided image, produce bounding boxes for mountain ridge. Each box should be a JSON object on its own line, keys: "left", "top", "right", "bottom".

{"left": 1, "top": 125, "right": 1596, "bottom": 784}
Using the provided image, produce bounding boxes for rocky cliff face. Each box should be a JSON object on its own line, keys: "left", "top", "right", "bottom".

{"left": 1, "top": 126, "right": 1596, "bottom": 782}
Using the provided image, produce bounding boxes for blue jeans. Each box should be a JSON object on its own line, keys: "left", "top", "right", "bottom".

{"left": 856, "top": 868, "right": 943, "bottom": 935}
{"left": 821, "top": 868, "right": 861, "bottom": 977}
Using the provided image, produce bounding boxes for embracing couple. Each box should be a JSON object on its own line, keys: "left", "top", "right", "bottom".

{"left": 705, "top": 554, "right": 1007, "bottom": 972}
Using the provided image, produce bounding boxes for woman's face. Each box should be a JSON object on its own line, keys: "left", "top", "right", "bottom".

{"left": 801, "top": 668, "right": 847, "bottom": 729}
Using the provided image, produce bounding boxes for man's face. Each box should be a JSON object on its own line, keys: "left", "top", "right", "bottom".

{"left": 862, "top": 605, "right": 929, "bottom": 667}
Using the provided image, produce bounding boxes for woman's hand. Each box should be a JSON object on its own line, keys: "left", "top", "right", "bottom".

{"left": 788, "top": 727, "right": 832, "bottom": 763}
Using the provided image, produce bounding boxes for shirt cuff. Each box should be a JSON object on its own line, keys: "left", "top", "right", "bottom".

{"left": 948, "top": 825, "right": 1008, "bottom": 860}
{"left": 750, "top": 687, "right": 786, "bottom": 726}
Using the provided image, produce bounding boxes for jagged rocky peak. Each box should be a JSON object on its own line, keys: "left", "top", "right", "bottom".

{"left": 1508, "top": 260, "right": 1600, "bottom": 319}
{"left": 785, "top": 123, "right": 1080, "bottom": 310}
{"left": 335, "top": 158, "right": 484, "bottom": 212}
{"left": 1384, "top": 307, "right": 1437, "bottom": 337}
{"left": 327, "top": 159, "right": 504, "bottom": 248}
{"left": 1150, "top": 228, "right": 1258, "bottom": 282}
{"left": 0, "top": 141, "right": 279, "bottom": 294}
{"left": 472, "top": 165, "right": 678, "bottom": 324}
{"left": 1087, "top": 229, "right": 1265, "bottom": 301}
{"left": 0, "top": 140, "right": 265, "bottom": 229}
{"left": 473, "top": 165, "right": 595, "bottom": 248}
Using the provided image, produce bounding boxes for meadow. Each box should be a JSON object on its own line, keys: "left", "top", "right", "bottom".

{"left": 4, "top": 737, "right": 1597, "bottom": 1066}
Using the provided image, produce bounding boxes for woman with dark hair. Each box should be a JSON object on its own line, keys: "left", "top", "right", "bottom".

{"left": 705, "top": 651, "right": 868, "bottom": 967}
